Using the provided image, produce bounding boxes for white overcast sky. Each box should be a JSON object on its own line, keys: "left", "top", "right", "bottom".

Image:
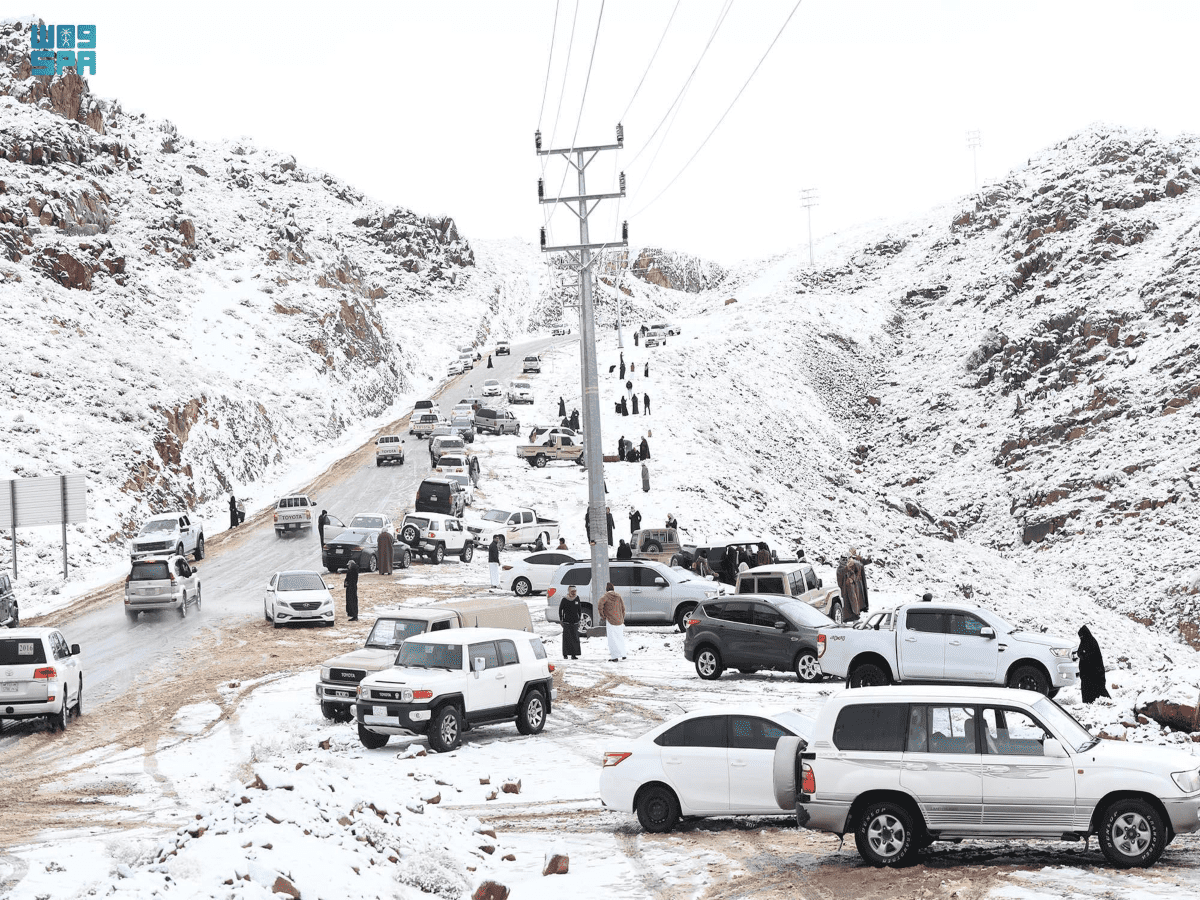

{"left": 27, "top": 0, "right": 1200, "bottom": 264}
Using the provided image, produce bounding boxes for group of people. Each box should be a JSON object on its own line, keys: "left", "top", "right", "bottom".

{"left": 556, "top": 582, "right": 627, "bottom": 663}
{"left": 615, "top": 434, "right": 650, "bottom": 463}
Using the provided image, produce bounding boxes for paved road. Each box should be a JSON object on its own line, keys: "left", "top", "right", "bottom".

{"left": 1, "top": 336, "right": 561, "bottom": 744}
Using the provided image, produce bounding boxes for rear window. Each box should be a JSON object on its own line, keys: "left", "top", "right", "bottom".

{"left": 756, "top": 576, "right": 786, "bottom": 594}
{"left": 0, "top": 638, "right": 47, "bottom": 665}
{"left": 130, "top": 562, "right": 170, "bottom": 581}
{"left": 277, "top": 574, "right": 326, "bottom": 592}
{"left": 350, "top": 516, "right": 385, "bottom": 529}
{"left": 561, "top": 566, "right": 592, "bottom": 586}
{"left": 529, "top": 637, "right": 547, "bottom": 660}
{"left": 832, "top": 704, "right": 909, "bottom": 752}
{"left": 656, "top": 716, "right": 727, "bottom": 748}
{"left": 404, "top": 516, "right": 431, "bottom": 531}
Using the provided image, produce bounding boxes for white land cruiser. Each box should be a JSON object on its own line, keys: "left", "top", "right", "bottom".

{"left": 124, "top": 556, "right": 202, "bottom": 621}
{"left": 0, "top": 627, "right": 83, "bottom": 731}
{"left": 130, "top": 513, "right": 204, "bottom": 561}
{"left": 398, "top": 513, "right": 476, "bottom": 564}
{"left": 274, "top": 494, "right": 316, "bottom": 536}
{"left": 506, "top": 380, "right": 534, "bottom": 404}
{"left": 354, "top": 627, "right": 556, "bottom": 752}
{"left": 374, "top": 435, "right": 406, "bottom": 466}
{"left": 773, "top": 685, "right": 1200, "bottom": 869}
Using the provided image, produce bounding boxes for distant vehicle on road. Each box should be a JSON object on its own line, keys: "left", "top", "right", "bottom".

{"left": 411, "top": 413, "right": 442, "bottom": 438}
{"left": 321, "top": 513, "right": 396, "bottom": 573}
{"left": 374, "top": 435, "right": 405, "bottom": 466}
{"left": 274, "top": 494, "right": 317, "bottom": 536}
{"left": 495, "top": 342, "right": 511, "bottom": 356}
{"left": 482, "top": 379, "right": 502, "bottom": 397}
{"left": 474, "top": 407, "right": 520, "bottom": 435}
{"left": 124, "top": 555, "right": 202, "bottom": 621}
{"left": 506, "top": 380, "right": 534, "bottom": 404}
{"left": 644, "top": 329, "right": 667, "bottom": 348}
{"left": 414, "top": 477, "right": 467, "bottom": 518}
{"left": 552, "top": 325, "right": 572, "bottom": 336}
{"left": 264, "top": 570, "right": 336, "bottom": 628}
{"left": 447, "top": 359, "right": 465, "bottom": 376}
{"left": 131, "top": 513, "right": 204, "bottom": 562}
{"left": 398, "top": 513, "right": 475, "bottom": 564}
{"left": 649, "top": 321, "right": 681, "bottom": 336}
{"left": 0, "top": 627, "right": 83, "bottom": 732}
{"left": 522, "top": 355, "right": 541, "bottom": 373}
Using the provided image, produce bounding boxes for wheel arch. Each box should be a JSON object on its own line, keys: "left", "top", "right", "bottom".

{"left": 848, "top": 789, "right": 927, "bottom": 838}
{"left": 849, "top": 652, "right": 894, "bottom": 681}
{"left": 1005, "top": 658, "right": 1052, "bottom": 688}
{"left": 518, "top": 677, "right": 554, "bottom": 714}
{"left": 1088, "top": 790, "right": 1173, "bottom": 839}
{"left": 633, "top": 780, "right": 681, "bottom": 816}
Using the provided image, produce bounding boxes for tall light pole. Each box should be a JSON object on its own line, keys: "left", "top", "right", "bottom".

{"left": 800, "top": 188, "right": 818, "bottom": 267}
{"left": 967, "top": 130, "right": 982, "bottom": 191}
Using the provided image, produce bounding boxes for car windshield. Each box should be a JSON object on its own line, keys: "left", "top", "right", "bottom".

{"left": 350, "top": 516, "right": 384, "bottom": 529}
{"left": 139, "top": 519, "right": 177, "bottom": 534}
{"left": 396, "top": 641, "right": 463, "bottom": 671}
{"left": 484, "top": 381, "right": 499, "bottom": 387}
{"left": 482, "top": 510, "right": 511, "bottom": 523}
{"left": 1033, "top": 697, "right": 1097, "bottom": 752}
{"left": 277, "top": 573, "right": 326, "bottom": 592}
{"left": 777, "top": 600, "right": 831, "bottom": 628}
{"left": 366, "top": 618, "right": 428, "bottom": 649}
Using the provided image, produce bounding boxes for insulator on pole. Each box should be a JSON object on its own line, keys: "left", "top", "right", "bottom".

{"left": 622, "top": 220, "right": 629, "bottom": 242}
{"left": 619, "top": 171, "right": 626, "bottom": 195}
{"left": 535, "top": 130, "right": 542, "bottom": 151}
{"left": 616, "top": 123, "right": 624, "bottom": 146}
{"left": 538, "top": 178, "right": 545, "bottom": 200}
{"left": 540, "top": 227, "right": 547, "bottom": 249}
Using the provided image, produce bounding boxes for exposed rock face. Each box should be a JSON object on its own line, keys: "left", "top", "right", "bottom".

{"left": 1, "top": 23, "right": 106, "bottom": 134}
{"left": 629, "top": 247, "right": 726, "bottom": 293}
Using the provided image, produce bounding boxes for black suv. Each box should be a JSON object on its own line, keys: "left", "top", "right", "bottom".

{"left": 0, "top": 574, "right": 17, "bottom": 628}
{"left": 415, "top": 477, "right": 466, "bottom": 518}
{"left": 682, "top": 593, "right": 827, "bottom": 683}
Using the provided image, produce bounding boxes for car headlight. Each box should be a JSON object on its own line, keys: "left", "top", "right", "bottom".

{"left": 1172, "top": 769, "right": 1200, "bottom": 793}
{"left": 401, "top": 689, "right": 413, "bottom": 703}
{"left": 356, "top": 685, "right": 363, "bottom": 699}
{"left": 320, "top": 667, "right": 331, "bottom": 682}
{"left": 1051, "top": 648, "right": 1073, "bottom": 658}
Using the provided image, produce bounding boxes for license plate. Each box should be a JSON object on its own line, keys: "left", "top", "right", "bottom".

{"left": 335, "top": 548, "right": 343, "bottom": 554}
{"left": 0, "top": 683, "right": 17, "bottom": 693}
{"left": 139, "top": 589, "right": 157, "bottom": 595}
{"left": 364, "top": 715, "right": 397, "bottom": 726}
{"left": 373, "top": 705, "right": 387, "bottom": 717}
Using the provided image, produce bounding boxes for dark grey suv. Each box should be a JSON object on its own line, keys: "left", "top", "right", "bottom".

{"left": 682, "top": 594, "right": 828, "bottom": 683}
{"left": 0, "top": 574, "right": 17, "bottom": 628}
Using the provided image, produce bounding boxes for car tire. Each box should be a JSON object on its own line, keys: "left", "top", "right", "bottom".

{"left": 365, "top": 553, "right": 378, "bottom": 574}
{"left": 695, "top": 646, "right": 723, "bottom": 680}
{"left": 849, "top": 661, "right": 890, "bottom": 688}
{"left": 400, "top": 524, "right": 420, "bottom": 547}
{"left": 1096, "top": 798, "right": 1166, "bottom": 867}
{"left": 179, "top": 595, "right": 188, "bottom": 619}
{"left": 432, "top": 544, "right": 445, "bottom": 565}
{"left": 357, "top": 723, "right": 390, "bottom": 750}
{"left": 513, "top": 577, "right": 533, "bottom": 597}
{"left": 427, "top": 704, "right": 462, "bottom": 753}
{"left": 74, "top": 679, "right": 84, "bottom": 717}
{"left": 534, "top": 454, "right": 547, "bottom": 468}
{"left": 579, "top": 608, "right": 593, "bottom": 632}
{"left": 830, "top": 601, "right": 843, "bottom": 624}
{"left": 644, "top": 541, "right": 662, "bottom": 554}
{"left": 52, "top": 690, "right": 69, "bottom": 732}
{"left": 855, "top": 800, "right": 919, "bottom": 867}
{"left": 321, "top": 701, "right": 351, "bottom": 722}
{"left": 674, "top": 603, "right": 696, "bottom": 633}
{"left": 1007, "top": 664, "right": 1050, "bottom": 696}
{"left": 194, "top": 535, "right": 205, "bottom": 560}
{"left": 398, "top": 548, "right": 412, "bottom": 569}
{"left": 460, "top": 543, "right": 474, "bottom": 563}
{"left": 195, "top": 584, "right": 202, "bottom": 612}
{"left": 125, "top": 610, "right": 138, "bottom": 624}
{"left": 516, "top": 689, "right": 547, "bottom": 735}
{"left": 636, "top": 785, "right": 680, "bottom": 833}
{"left": 794, "top": 649, "right": 821, "bottom": 683}
{"left": 264, "top": 599, "right": 272, "bottom": 622}
{"left": 176, "top": 543, "right": 185, "bottom": 558}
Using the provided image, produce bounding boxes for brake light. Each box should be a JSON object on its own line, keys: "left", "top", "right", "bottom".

{"left": 501, "top": 565, "right": 512, "bottom": 571}
{"left": 602, "top": 752, "right": 631, "bottom": 768}
{"left": 817, "top": 634, "right": 826, "bottom": 658}
{"left": 547, "top": 588, "right": 556, "bottom": 598}
{"left": 33, "top": 666, "right": 57, "bottom": 681}
{"left": 548, "top": 663, "right": 555, "bottom": 673}
{"left": 273, "top": 513, "right": 279, "bottom": 522}
{"left": 412, "top": 690, "right": 433, "bottom": 700}
{"left": 801, "top": 763, "right": 816, "bottom": 794}
{"left": 686, "top": 618, "right": 700, "bottom": 627}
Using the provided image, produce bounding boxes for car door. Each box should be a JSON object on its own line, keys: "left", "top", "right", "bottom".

{"left": 749, "top": 603, "right": 793, "bottom": 668}
{"left": 943, "top": 610, "right": 1001, "bottom": 682}
{"left": 728, "top": 715, "right": 795, "bottom": 813}
{"left": 51, "top": 631, "right": 79, "bottom": 707}
{"left": 899, "top": 609, "right": 947, "bottom": 679}
{"left": 633, "top": 565, "right": 673, "bottom": 623}
{"left": 608, "top": 565, "right": 641, "bottom": 620}
{"left": 979, "top": 706, "right": 1077, "bottom": 833}
{"left": 718, "top": 602, "right": 755, "bottom": 666}
{"left": 465, "top": 641, "right": 507, "bottom": 715}
{"left": 266, "top": 572, "right": 278, "bottom": 618}
{"left": 657, "top": 716, "right": 730, "bottom": 814}
{"left": 528, "top": 553, "right": 565, "bottom": 591}
{"left": 900, "top": 704, "right": 984, "bottom": 830}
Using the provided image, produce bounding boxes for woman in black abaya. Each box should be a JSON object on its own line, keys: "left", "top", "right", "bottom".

{"left": 1077, "top": 625, "right": 1110, "bottom": 703}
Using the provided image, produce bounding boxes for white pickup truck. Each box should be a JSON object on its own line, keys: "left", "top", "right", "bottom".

{"left": 130, "top": 513, "right": 205, "bottom": 561}
{"left": 817, "top": 602, "right": 1080, "bottom": 697}
{"left": 467, "top": 507, "right": 560, "bottom": 551}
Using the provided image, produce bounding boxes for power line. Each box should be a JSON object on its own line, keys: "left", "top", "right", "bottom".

{"left": 619, "top": 0, "right": 682, "bottom": 124}
{"left": 546, "top": 0, "right": 581, "bottom": 156}
{"left": 630, "top": 0, "right": 804, "bottom": 218}
{"left": 536, "top": 0, "right": 561, "bottom": 132}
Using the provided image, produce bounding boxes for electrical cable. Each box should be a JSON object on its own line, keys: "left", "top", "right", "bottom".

{"left": 619, "top": 0, "right": 682, "bottom": 124}
{"left": 546, "top": 0, "right": 581, "bottom": 157}
{"left": 537, "top": 0, "right": 561, "bottom": 133}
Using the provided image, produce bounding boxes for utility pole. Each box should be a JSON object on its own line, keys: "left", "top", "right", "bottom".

{"left": 800, "top": 188, "right": 818, "bottom": 267}
{"left": 967, "top": 130, "right": 981, "bottom": 191}
{"left": 537, "top": 125, "right": 628, "bottom": 608}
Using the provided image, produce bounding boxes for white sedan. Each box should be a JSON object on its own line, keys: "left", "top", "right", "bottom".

{"left": 447, "top": 359, "right": 465, "bottom": 376}
{"left": 599, "top": 708, "right": 815, "bottom": 832}
{"left": 482, "top": 379, "right": 502, "bottom": 397}
{"left": 264, "top": 571, "right": 336, "bottom": 628}
{"left": 501, "top": 550, "right": 577, "bottom": 598}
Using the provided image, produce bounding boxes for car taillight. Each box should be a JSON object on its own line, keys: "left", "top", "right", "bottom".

{"left": 33, "top": 666, "right": 57, "bottom": 681}
{"left": 548, "top": 663, "right": 556, "bottom": 673}
{"left": 686, "top": 618, "right": 700, "bottom": 627}
{"left": 501, "top": 565, "right": 513, "bottom": 571}
{"left": 273, "top": 513, "right": 279, "bottom": 522}
{"left": 547, "top": 588, "right": 556, "bottom": 598}
{"left": 413, "top": 690, "right": 433, "bottom": 700}
{"left": 817, "top": 634, "right": 826, "bottom": 658}
{"left": 428, "top": 532, "right": 436, "bottom": 538}
{"left": 800, "top": 763, "right": 816, "bottom": 794}
{"left": 602, "top": 752, "right": 631, "bottom": 768}
{"left": 305, "top": 511, "right": 311, "bottom": 520}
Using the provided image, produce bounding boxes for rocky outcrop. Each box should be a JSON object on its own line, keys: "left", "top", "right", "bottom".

{"left": 629, "top": 247, "right": 725, "bottom": 293}
{"left": 0, "top": 22, "right": 106, "bottom": 134}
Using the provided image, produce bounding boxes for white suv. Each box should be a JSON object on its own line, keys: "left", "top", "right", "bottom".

{"left": 545, "top": 559, "right": 723, "bottom": 632}
{"left": 354, "top": 627, "right": 556, "bottom": 752}
{"left": 398, "top": 513, "right": 475, "bottom": 564}
{"left": 0, "top": 627, "right": 83, "bottom": 732}
{"left": 124, "top": 556, "right": 202, "bottom": 622}
{"left": 506, "top": 380, "right": 534, "bottom": 404}
{"left": 773, "top": 685, "right": 1200, "bottom": 869}
{"left": 131, "top": 513, "right": 204, "bottom": 561}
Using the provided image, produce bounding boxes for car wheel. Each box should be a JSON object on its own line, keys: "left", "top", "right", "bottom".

{"left": 644, "top": 541, "right": 662, "bottom": 554}
{"left": 855, "top": 800, "right": 919, "bottom": 867}
{"left": 830, "top": 601, "right": 843, "bottom": 624}
{"left": 432, "top": 543, "right": 445, "bottom": 565}
{"left": 794, "top": 650, "right": 821, "bottom": 683}
{"left": 194, "top": 535, "right": 205, "bottom": 560}
{"left": 427, "top": 704, "right": 462, "bottom": 753}
{"left": 365, "top": 553, "right": 378, "bottom": 573}
{"left": 74, "top": 679, "right": 84, "bottom": 717}
{"left": 516, "top": 689, "right": 547, "bottom": 735}
{"left": 264, "top": 599, "right": 272, "bottom": 622}
{"left": 636, "top": 785, "right": 680, "bottom": 833}
{"left": 1098, "top": 798, "right": 1165, "bottom": 867}
{"left": 674, "top": 603, "right": 697, "bottom": 632}
{"left": 7, "top": 606, "right": 18, "bottom": 628}
{"left": 513, "top": 577, "right": 533, "bottom": 597}
{"left": 179, "top": 595, "right": 188, "bottom": 619}
{"left": 52, "top": 689, "right": 69, "bottom": 732}
{"left": 357, "top": 723, "right": 390, "bottom": 750}
{"left": 1007, "top": 664, "right": 1050, "bottom": 696}
{"left": 401, "top": 524, "right": 420, "bottom": 546}
{"left": 176, "top": 543, "right": 184, "bottom": 558}
{"left": 849, "top": 661, "right": 890, "bottom": 688}
{"left": 398, "top": 548, "right": 412, "bottom": 569}
{"left": 321, "top": 701, "right": 350, "bottom": 722}
{"left": 195, "top": 584, "right": 202, "bottom": 611}
{"left": 534, "top": 454, "right": 547, "bottom": 468}
{"left": 695, "top": 646, "right": 723, "bottom": 680}
{"left": 578, "top": 608, "right": 593, "bottom": 632}
{"left": 460, "top": 542, "right": 474, "bottom": 563}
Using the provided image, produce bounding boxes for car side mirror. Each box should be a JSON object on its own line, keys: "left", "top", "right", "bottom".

{"left": 817, "top": 578, "right": 823, "bottom": 588}
{"left": 473, "top": 656, "right": 486, "bottom": 675}
{"left": 980, "top": 627, "right": 995, "bottom": 638}
{"left": 71, "top": 644, "right": 81, "bottom": 655}
{"left": 774, "top": 621, "right": 787, "bottom": 631}
{"left": 267, "top": 582, "right": 275, "bottom": 591}
{"left": 1043, "top": 738, "right": 1069, "bottom": 759}
{"left": 654, "top": 577, "right": 666, "bottom": 586}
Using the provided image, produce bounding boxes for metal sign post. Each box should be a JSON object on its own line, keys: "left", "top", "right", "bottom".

{"left": 0, "top": 474, "right": 88, "bottom": 580}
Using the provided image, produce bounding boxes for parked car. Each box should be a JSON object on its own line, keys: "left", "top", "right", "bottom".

{"left": 467, "top": 507, "right": 560, "bottom": 551}
{"left": 0, "top": 574, "right": 17, "bottom": 628}
{"left": 264, "top": 570, "right": 336, "bottom": 628}
{"left": 354, "top": 627, "right": 556, "bottom": 752}
{"left": 500, "top": 550, "right": 578, "bottom": 596}
{"left": 411, "top": 399, "right": 439, "bottom": 418}
{"left": 482, "top": 379, "right": 502, "bottom": 397}
{"left": 429, "top": 434, "right": 467, "bottom": 467}
{"left": 522, "top": 355, "right": 542, "bottom": 373}
{"left": 458, "top": 352, "right": 474, "bottom": 370}
{"left": 773, "top": 685, "right": 1200, "bottom": 868}
{"left": 551, "top": 325, "right": 572, "bottom": 336}
{"left": 600, "top": 708, "right": 815, "bottom": 832}
{"left": 517, "top": 433, "right": 584, "bottom": 468}
{"left": 644, "top": 329, "right": 667, "bottom": 348}
{"left": 398, "top": 513, "right": 475, "bottom": 564}
{"left": 450, "top": 414, "right": 476, "bottom": 443}
{"left": 649, "top": 321, "right": 680, "bottom": 336}
{"left": 506, "top": 380, "right": 534, "bottom": 404}
{"left": 316, "top": 599, "right": 535, "bottom": 720}
{"left": 684, "top": 594, "right": 828, "bottom": 682}
{"left": 531, "top": 425, "right": 579, "bottom": 442}
{"left": 374, "top": 435, "right": 405, "bottom": 466}
{"left": 411, "top": 413, "right": 442, "bottom": 438}
{"left": 447, "top": 359, "right": 465, "bottom": 376}
{"left": 321, "top": 513, "right": 396, "bottom": 573}
{"left": 670, "top": 538, "right": 780, "bottom": 584}
{"left": 273, "top": 494, "right": 317, "bottom": 536}
{"left": 495, "top": 342, "right": 511, "bottom": 356}
{"left": 631, "top": 527, "right": 684, "bottom": 563}
{"left": 546, "top": 559, "right": 723, "bottom": 632}
{"left": 817, "top": 602, "right": 1079, "bottom": 696}
{"left": 475, "top": 407, "right": 521, "bottom": 435}
{"left": 414, "top": 477, "right": 467, "bottom": 518}
{"left": 736, "top": 563, "right": 842, "bottom": 622}
{"left": 0, "top": 627, "right": 83, "bottom": 731}
{"left": 124, "top": 555, "right": 202, "bottom": 621}
{"left": 130, "top": 513, "right": 204, "bottom": 561}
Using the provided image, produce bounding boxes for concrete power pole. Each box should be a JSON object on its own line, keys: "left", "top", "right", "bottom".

{"left": 800, "top": 188, "right": 818, "bottom": 267}
{"left": 537, "top": 125, "right": 628, "bottom": 607}
{"left": 967, "top": 130, "right": 981, "bottom": 191}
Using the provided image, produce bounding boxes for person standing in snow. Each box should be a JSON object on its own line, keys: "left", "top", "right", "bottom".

{"left": 488, "top": 534, "right": 501, "bottom": 589}
{"left": 721, "top": 548, "right": 738, "bottom": 586}
{"left": 641, "top": 462, "right": 650, "bottom": 493}
{"left": 837, "top": 548, "right": 869, "bottom": 620}
{"left": 639, "top": 436, "right": 651, "bottom": 460}
{"left": 599, "top": 582, "right": 626, "bottom": 662}
{"left": 628, "top": 508, "right": 642, "bottom": 537}
{"left": 631, "top": 393, "right": 639, "bottom": 415}
{"left": 486, "top": 355, "right": 493, "bottom": 368}
{"left": 560, "top": 586, "right": 582, "bottom": 660}
{"left": 1077, "top": 625, "right": 1111, "bottom": 703}
{"left": 570, "top": 409, "right": 580, "bottom": 431}
{"left": 644, "top": 361, "right": 649, "bottom": 378}
{"left": 643, "top": 392, "right": 651, "bottom": 415}
{"left": 616, "top": 539, "right": 633, "bottom": 560}
{"left": 558, "top": 396, "right": 567, "bottom": 419}
{"left": 229, "top": 494, "right": 239, "bottom": 529}
{"left": 620, "top": 396, "right": 629, "bottom": 416}
{"left": 634, "top": 331, "right": 639, "bottom": 347}
{"left": 377, "top": 529, "right": 394, "bottom": 575}
{"left": 617, "top": 435, "right": 627, "bottom": 460}
{"left": 666, "top": 512, "right": 678, "bottom": 530}
{"left": 344, "top": 559, "right": 360, "bottom": 621}
{"left": 605, "top": 506, "right": 615, "bottom": 545}
{"left": 318, "top": 509, "right": 330, "bottom": 546}
{"left": 620, "top": 359, "right": 626, "bottom": 380}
